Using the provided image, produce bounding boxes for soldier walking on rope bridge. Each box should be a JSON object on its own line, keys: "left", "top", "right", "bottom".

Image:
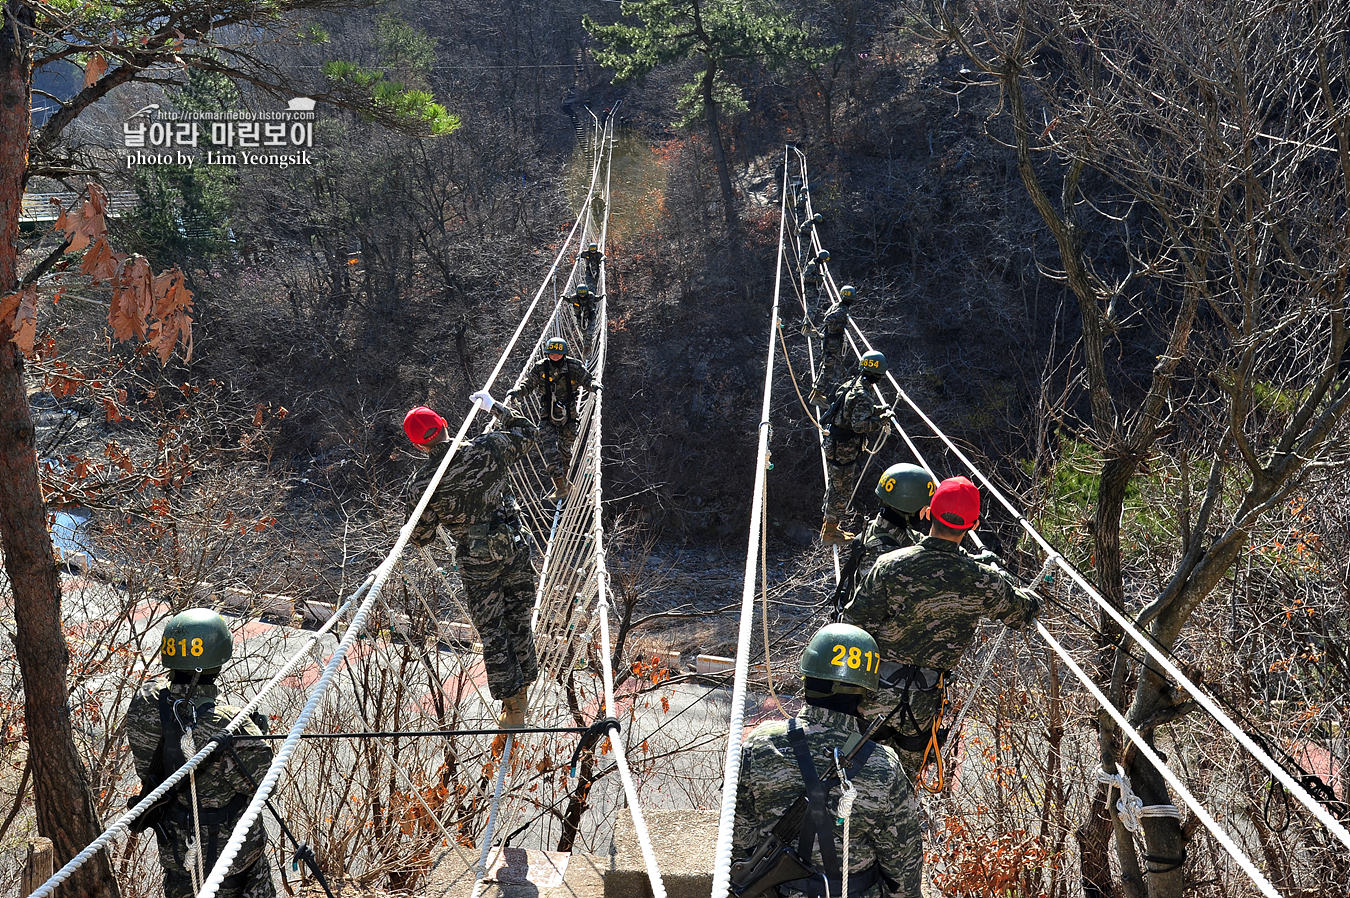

{"left": 579, "top": 242, "right": 604, "bottom": 290}
{"left": 802, "top": 249, "right": 830, "bottom": 293}
{"left": 821, "top": 351, "right": 894, "bottom": 545}
{"left": 733, "top": 623, "right": 922, "bottom": 898}
{"left": 125, "top": 609, "right": 276, "bottom": 898}
{"left": 797, "top": 212, "right": 823, "bottom": 241}
{"left": 808, "top": 284, "right": 857, "bottom": 407}
{"left": 504, "top": 337, "right": 599, "bottom": 502}
{"left": 403, "top": 396, "right": 540, "bottom": 727}
{"left": 846, "top": 476, "right": 1039, "bottom": 779}
{"left": 569, "top": 282, "right": 601, "bottom": 355}
{"left": 832, "top": 463, "right": 935, "bottom": 620}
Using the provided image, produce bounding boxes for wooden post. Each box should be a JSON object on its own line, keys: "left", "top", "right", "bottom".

{"left": 21, "top": 837, "right": 54, "bottom": 893}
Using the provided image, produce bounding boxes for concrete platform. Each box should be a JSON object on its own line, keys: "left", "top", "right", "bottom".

{"left": 426, "top": 847, "right": 607, "bottom": 898}
{"left": 424, "top": 809, "right": 719, "bottom": 898}
{"left": 606, "top": 809, "right": 717, "bottom": 898}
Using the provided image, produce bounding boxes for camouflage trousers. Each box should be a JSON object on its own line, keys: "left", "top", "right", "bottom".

{"left": 822, "top": 458, "right": 858, "bottom": 524}
{"left": 460, "top": 540, "right": 539, "bottom": 699}
{"left": 861, "top": 682, "right": 945, "bottom": 779}
{"left": 573, "top": 303, "right": 599, "bottom": 353}
{"left": 156, "top": 806, "right": 275, "bottom": 898}
{"left": 814, "top": 334, "right": 846, "bottom": 395}
{"left": 538, "top": 418, "right": 578, "bottom": 480}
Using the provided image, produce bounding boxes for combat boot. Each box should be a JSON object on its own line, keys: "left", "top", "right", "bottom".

{"left": 544, "top": 476, "right": 570, "bottom": 502}
{"left": 820, "top": 521, "right": 854, "bottom": 545}
{"left": 498, "top": 687, "right": 529, "bottom": 729}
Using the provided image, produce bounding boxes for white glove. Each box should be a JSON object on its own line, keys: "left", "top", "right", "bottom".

{"left": 470, "top": 390, "right": 495, "bottom": 411}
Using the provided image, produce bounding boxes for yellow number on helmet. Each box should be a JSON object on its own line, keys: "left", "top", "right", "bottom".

{"left": 883, "top": 478, "right": 895, "bottom": 492}
{"left": 927, "top": 481, "right": 935, "bottom": 496}
{"left": 164, "top": 637, "right": 175, "bottom": 656}
{"left": 831, "top": 644, "right": 846, "bottom": 666}
{"left": 848, "top": 646, "right": 862, "bottom": 669}
{"left": 191, "top": 638, "right": 203, "bottom": 656}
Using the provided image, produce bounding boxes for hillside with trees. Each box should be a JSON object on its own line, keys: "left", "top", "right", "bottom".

{"left": 2, "top": 0, "right": 1349, "bottom": 896}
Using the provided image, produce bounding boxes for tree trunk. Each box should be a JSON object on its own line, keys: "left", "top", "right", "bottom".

{"left": 1, "top": 4, "right": 119, "bottom": 895}
{"left": 701, "top": 57, "right": 738, "bottom": 239}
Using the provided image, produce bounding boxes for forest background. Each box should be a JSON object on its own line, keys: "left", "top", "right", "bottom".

{"left": 2, "top": 0, "right": 1349, "bottom": 896}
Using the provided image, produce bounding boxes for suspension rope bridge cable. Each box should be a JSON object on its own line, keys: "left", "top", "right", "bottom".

{"left": 580, "top": 115, "right": 667, "bottom": 898}
{"left": 24, "top": 578, "right": 372, "bottom": 898}
{"left": 1037, "top": 621, "right": 1281, "bottom": 898}
{"left": 840, "top": 309, "right": 1350, "bottom": 852}
{"left": 194, "top": 144, "right": 615, "bottom": 898}
{"left": 710, "top": 147, "right": 791, "bottom": 898}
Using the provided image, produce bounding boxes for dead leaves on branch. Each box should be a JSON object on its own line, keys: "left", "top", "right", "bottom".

{"left": 2, "top": 182, "right": 193, "bottom": 363}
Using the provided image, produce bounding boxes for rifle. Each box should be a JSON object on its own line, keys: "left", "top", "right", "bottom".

{"left": 728, "top": 700, "right": 907, "bottom": 898}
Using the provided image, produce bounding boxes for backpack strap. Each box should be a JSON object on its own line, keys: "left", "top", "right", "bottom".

{"left": 784, "top": 721, "right": 881, "bottom": 897}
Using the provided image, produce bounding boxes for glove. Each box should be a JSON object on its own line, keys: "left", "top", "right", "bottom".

{"left": 470, "top": 390, "right": 495, "bottom": 411}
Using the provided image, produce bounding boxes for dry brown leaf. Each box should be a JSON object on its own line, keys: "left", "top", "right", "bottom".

{"left": 151, "top": 267, "right": 193, "bottom": 318}
{"left": 83, "top": 54, "right": 108, "bottom": 88}
{"left": 0, "top": 289, "right": 21, "bottom": 326}
{"left": 104, "top": 397, "right": 122, "bottom": 422}
{"left": 109, "top": 255, "right": 153, "bottom": 341}
{"left": 252, "top": 404, "right": 265, "bottom": 427}
{"left": 80, "top": 235, "right": 124, "bottom": 281}
{"left": 60, "top": 183, "right": 109, "bottom": 254}
{"left": 8, "top": 286, "right": 39, "bottom": 356}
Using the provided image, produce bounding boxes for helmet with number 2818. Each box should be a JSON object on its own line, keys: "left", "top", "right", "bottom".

{"left": 161, "top": 608, "right": 233, "bottom": 670}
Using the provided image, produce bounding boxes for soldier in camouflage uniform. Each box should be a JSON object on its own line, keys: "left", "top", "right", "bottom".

{"left": 834, "top": 464, "right": 935, "bottom": 621}
{"left": 503, "top": 337, "right": 598, "bottom": 501}
{"left": 579, "top": 242, "right": 604, "bottom": 289}
{"left": 848, "top": 476, "right": 1039, "bottom": 774}
{"left": 802, "top": 249, "right": 830, "bottom": 293}
{"left": 568, "top": 283, "right": 601, "bottom": 355}
{"left": 125, "top": 609, "right": 275, "bottom": 898}
{"left": 734, "top": 623, "right": 922, "bottom": 897}
{"left": 404, "top": 394, "right": 540, "bottom": 726}
{"left": 821, "top": 351, "right": 894, "bottom": 545}
{"left": 808, "top": 285, "right": 857, "bottom": 407}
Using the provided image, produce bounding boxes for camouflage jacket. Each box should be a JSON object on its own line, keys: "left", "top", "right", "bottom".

{"left": 407, "top": 407, "right": 537, "bottom": 547}
{"left": 505, "top": 357, "right": 593, "bottom": 420}
{"left": 125, "top": 678, "right": 272, "bottom": 811}
{"left": 734, "top": 705, "right": 922, "bottom": 897}
{"left": 821, "top": 301, "right": 849, "bottom": 337}
{"left": 824, "top": 377, "right": 887, "bottom": 464}
{"left": 849, "top": 535, "right": 1038, "bottom": 670}
{"left": 856, "top": 514, "right": 920, "bottom": 582}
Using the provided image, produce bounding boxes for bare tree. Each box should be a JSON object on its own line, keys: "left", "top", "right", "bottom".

{"left": 909, "top": 1, "right": 1350, "bottom": 895}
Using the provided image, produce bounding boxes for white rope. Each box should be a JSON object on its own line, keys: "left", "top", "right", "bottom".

{"left": 710, "top": 148, "right": 790, "bottom": 898}
{"left": 1096, "top": 764, "right": 1184, "bottom": 834}
{"left": 834, "top": 748, "right": 857, "bottom": 898}
{"left": 1037, "top": 621, "right": 1279, "bottom": 897}
{"left": 183, "top": 726, "right": 204, "bottom": 891}
{"left": 469, "top": 734, "right": 514, "bottom": 898}
{"left": 24, "top": 580, "right": 368, "bottom": 898}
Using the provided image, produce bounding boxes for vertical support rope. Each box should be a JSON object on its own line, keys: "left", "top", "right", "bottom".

{"left": 469, "top": 734, "right": 514, "bottom": 898}
{"left": 709, "top": 148, "right": 790, "bottom": 898}
{"left": 1036, "top": 621, "right": 1280, "bottom": 898}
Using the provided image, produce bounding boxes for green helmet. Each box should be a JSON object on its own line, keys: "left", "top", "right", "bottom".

{"left": 839, "top": 285, "right": 856, "bottom": 303}
{"left": 816, "top": 249, "right": 830, "bottom": 263}
{"left": 544, "top": 337, "right": 568, "bottom": 356}
{"left": 161, "top": 609, "right": 232, "bottom": 670}
{"left": 859, "top": 350, "right": 887, "bottom": 379}
{"left": 575, "top": 283, "right": 590, "bottom": 297}
{"left": 800, "top": 623, "right": 880, "bottom": 695}
{"left": 876, "top": 463, "right": 935, "bottom": 514}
